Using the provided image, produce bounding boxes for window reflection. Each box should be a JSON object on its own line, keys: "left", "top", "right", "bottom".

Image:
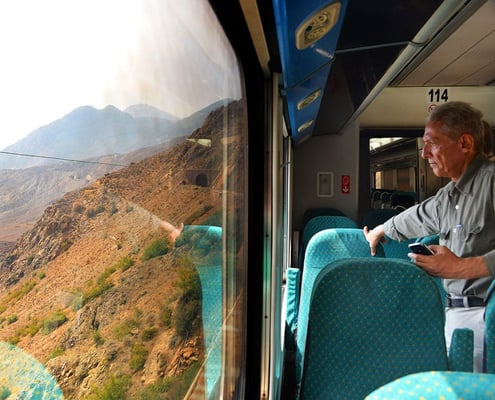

{"left": 0, "top": 1, "right": 246, "bottom": 399}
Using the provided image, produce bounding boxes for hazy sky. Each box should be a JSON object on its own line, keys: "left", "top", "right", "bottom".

{"left": 0, "top": 0, "right": 241, "bottom": 150}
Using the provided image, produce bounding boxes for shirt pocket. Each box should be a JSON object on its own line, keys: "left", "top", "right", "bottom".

{"left": 453, "top": 224, "right": 482, "bottom": 243}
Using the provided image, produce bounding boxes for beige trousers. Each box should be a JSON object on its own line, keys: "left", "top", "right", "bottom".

{"left": 444, "top": 306, "right": 485, "bottom": 372}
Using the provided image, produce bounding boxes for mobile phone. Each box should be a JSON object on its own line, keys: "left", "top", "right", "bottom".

{"left": 408, "top": 242, "right": 434, "bottom": 255}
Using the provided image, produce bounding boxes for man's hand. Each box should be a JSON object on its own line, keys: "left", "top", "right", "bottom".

{"left": 408, "top": 245, "right": 490, "bottom": 279}
{"left": 363, "top": 225, "right": 386, "bottom": 256}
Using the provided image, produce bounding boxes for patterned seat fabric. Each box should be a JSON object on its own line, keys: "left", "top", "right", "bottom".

{"left": 362, "top": 211, "right": 446, "bottom": 305}
{"left": 295, "top": 228, "right": 385, "bottom": 390}
{"left": 178, "top": 225, "right": 223, "bottom": 398}
{"left": 301, "top": 208, "right": 346, "bottom": 228}
{"left": 382, "top": 234, "right": 438, "bottom": 261}
{"left": 382, "top": 236, "right": 417, "bottom": 259}
{"left": 0, "top": 342, "right": 64, "bottom": 399}
{"left": 298, "top": 216, "right": 358, "bottom": 268}
{"left": 300, "top": 258, "right": 452, "bottom": 400}
{"left": 485, "top": 279, "right": 495, "bottom": 374}
{"left": 366, "top": 371, "right": 495, "bottom": 399}
{"left": 448, "top": 328, "right": 473, "bottom": 371}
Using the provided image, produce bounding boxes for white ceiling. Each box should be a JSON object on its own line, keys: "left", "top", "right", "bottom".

{"left": 396, "top": 0, "right": 495, "bottom": 87}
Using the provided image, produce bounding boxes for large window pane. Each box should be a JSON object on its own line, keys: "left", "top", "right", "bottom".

{"left": 0, "top": 1, "right": 246, "bottom": 398}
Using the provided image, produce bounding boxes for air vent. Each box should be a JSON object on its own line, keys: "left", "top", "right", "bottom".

{"left": 295, "top": 2, "right": 341, "bottom": 50}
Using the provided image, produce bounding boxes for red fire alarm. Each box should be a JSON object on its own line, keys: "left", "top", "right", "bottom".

{"left": 341, "top": 175, "right": 350, "bottom": 194}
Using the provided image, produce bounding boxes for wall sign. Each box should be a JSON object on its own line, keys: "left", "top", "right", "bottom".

{"left": 317, "top": 172, "right": 333, "bottom": 197}
{"left": 341, "top": 175, "right": 350, "bottom": 194}
{"left": 427, "top": 87, "right": 449, "bottom": 113}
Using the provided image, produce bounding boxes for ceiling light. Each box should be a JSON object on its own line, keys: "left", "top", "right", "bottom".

{"left": 298, "top": 119, "right": 314, "bottom": 133}
{"left": 297, "top": 89, "right": 322, "bottom": 110}
{"left": 295, "top": 2, "right": 342, "bottom": 50}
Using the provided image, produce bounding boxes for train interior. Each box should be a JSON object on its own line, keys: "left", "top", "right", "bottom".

{"left": 268, "top": 0, "right": 495, "bottom": 230}
{"left": 0, "top": 1, "right": 494, "bottom": 399}
{"left": 237, "top": 0, "right": 495, "bottom": 398}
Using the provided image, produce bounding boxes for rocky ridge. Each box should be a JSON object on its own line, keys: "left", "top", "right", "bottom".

{"left": 0, "top": 100, "right": 242, "bottom": 399}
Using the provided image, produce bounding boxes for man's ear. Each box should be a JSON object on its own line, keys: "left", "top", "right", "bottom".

{"left": 459, "top": 133, "right": 475, "bottom": 152}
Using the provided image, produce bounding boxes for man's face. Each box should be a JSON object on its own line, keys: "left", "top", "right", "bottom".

{"left": 421, "top": 121, "right": 465, "bottom": 180}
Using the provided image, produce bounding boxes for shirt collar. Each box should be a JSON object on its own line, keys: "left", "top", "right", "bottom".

{"left": 452, "top": 153, "right": 486, "bottom": 194}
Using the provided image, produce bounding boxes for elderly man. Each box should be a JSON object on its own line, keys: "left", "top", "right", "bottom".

{"left": 364, "top": 101, "right": 495, "bottom": 372}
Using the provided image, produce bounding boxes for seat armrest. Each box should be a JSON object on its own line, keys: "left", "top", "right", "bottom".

{"left": 286, "top": 267, "right": 301, "bottom": 335}
{"left": 448, "top": 328, "right": 473, "bottom": 372}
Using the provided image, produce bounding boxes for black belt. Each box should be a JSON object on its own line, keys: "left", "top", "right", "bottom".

{"left": 446, "top": 296, "right": 485, "bottom": 308}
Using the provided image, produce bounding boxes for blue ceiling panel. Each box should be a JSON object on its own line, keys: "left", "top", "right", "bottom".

{"left": 272, "top": 0, "right": 348, "bottom": 89}
{"left": 283, "top": 64, "right": 331, "bottom": 142}
{"left": 272, "top": 0, "right": 348, "bottom": 142}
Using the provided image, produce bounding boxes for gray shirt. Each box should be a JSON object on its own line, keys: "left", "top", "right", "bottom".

{"left": 383, "top": 154, "right": 495, "bottom": 299}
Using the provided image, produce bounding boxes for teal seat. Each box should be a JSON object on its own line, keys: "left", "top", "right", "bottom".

{"left": 361, "top": 209, "right": 426, "bottom": 260}
{"left": 416, "top": 234, "right": 448, "bottom": 306}
{"left": 0, "top": 342, "right": 64, "bottom": 399}
{"left": 382, "top": 236, "right": 417, "bottom": 259}
{"left": 301, "top": 207, "right": 346, "bottom": 228}
{"left": 419, "top": 234, "right": 439, "bottom": 246}
{"left": 381, "top": 234, "right": 444, "bottom": 304}
{"left": 298, "top": 216, "right": 358, "bottom": 268}
{"left": 177, "top": 225, "right": 222, "bottom": 398}
{"left": 286, "top": 267, "right": 301, "bottom": 335}
{"left": 294, "top": 228, "right": 385, "bottom": 391}
{"left": 361, "top": 210, "right": 440, "bottom": 258}
{"left": 366, "top": 371, "right": 495, "bottom": 399}
{"left": 288, "top": 216, "right": 359, "bottom": 334}
{"left": 197, "top": 265, "right": 222, "bottom": 399}
{"left": 299, "top": 257, "right": 473, "bottom": 400}
{"left": 382, "top": 234, "right": 438, "bottom": 260}
{"left": 176, "top": 225, "right": 222, "bottom": 266}
{"left": 485, "top": 279, "right": 495, "bottom": 374}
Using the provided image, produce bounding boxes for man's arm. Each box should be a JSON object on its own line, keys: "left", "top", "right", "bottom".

{"left": 409, "top": 245, "right": 491, "bottom": 279}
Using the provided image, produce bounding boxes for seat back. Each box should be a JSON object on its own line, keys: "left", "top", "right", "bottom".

{"left": 300, "top": 257, "right": 449, "bottom": 400}
{"left": 298, "top": 215, "right": 358, "bottom": 267}
{"left": 366, "top": 371, "right": 495, "bottom": 400}
{"left": 176, "top": 224, "right": 222, "bottom": 266}
{"left": 295, "top": 228, "right": 384, "bottom": 387}
{"left": 301, "top": 207, "right": 346, "bottom": 228}
{"left": 177, "top": 225, "right": 223, "bottom": 398}
{"left": 485, "top": 279, "right": 495, "bottom": 373}
{"left": 0, "top": 342, "right": 64, "bottom": 399}
{"left": 382, "top": 236, "right": 417, "bottom": 259}
{"left": 416, "top": 235, "right": 447, "bottom": 306}
{"left": 382, "top": 234, "right": 437, "bottom": 260}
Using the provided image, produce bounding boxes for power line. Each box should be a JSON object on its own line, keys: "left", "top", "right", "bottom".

{"left": 0, "top": 150, "right": 128, "bottom": 167}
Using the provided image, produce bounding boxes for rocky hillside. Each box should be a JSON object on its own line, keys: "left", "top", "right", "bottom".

{"left": 0, "top": 136, "right": 183, "bottom": 243}
{"left": 0, "top": 100, "right": 243, "bottom": 399}
{"left": 0, "top": 100, "right": 231, "bottom": 244}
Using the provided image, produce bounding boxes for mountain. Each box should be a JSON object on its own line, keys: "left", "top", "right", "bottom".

{"left": 124, "top": 104, "right": 178, "bottom": 120}
{"left": 0, "top": 139, "right": 182, "bottom": 243}
{"left": 0, "top": 101, "right": 229, "bottom": 170}
{"left": 0, "top": 101, "right": 231, "bottom": 244}
{"left": 0, "top": 100, "right": 243, "bottom": 398}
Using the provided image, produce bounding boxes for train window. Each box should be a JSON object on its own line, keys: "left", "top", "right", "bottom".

{"left": 0, "top": 1, "right": 246, "bottom": 399}
{"left": 369, "top": 137, "right": 403, "bottom": 151}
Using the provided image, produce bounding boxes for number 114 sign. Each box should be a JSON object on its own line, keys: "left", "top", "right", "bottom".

{"left": 427, "top": 88, "right": 449, "bottom": 112}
